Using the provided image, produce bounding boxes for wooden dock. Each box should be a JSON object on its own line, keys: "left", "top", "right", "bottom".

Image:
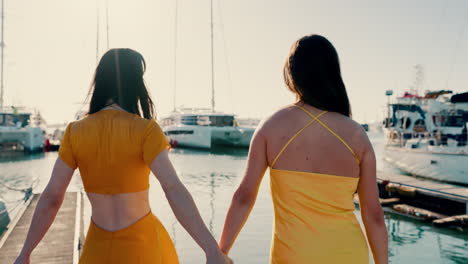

{"left": 0, "top": 192, "right": 82, "bottom": 264}
{"left": 373, "top": 172, "right": 468, "bottom": 228}
{"left": 0, "top": 173, "right": 466, "bottom": 263}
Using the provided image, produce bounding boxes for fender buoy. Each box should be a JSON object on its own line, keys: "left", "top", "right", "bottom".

{"left": 169, "top": 139, "right": 178, "bottom": 148}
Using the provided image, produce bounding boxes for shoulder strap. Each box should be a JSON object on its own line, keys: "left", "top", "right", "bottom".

{"left": 271, "top": 109, "right": 328, "bottom": 167}
{"left": 293, "top": 105, "right": 360, "bottom": 164}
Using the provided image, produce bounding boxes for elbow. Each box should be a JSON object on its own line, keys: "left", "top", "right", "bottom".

{"left": 162, "top": 180, "right": 185, "bottom": 198}
{"left": 41, "top": 192, "right": 63, "bottom": 209}
{"left": 363, "top": 207, "right": 385, "bottom": 226}
{"left": 370, "top": 210, "right": 385, "bottom": 225}
{"left": 233, "top": 186, "right": 255, "bottom": 206}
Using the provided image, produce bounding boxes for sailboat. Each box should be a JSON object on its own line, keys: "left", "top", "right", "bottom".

{"left": 0, "top": 0, "right": 44, "bottom": 153}
{"left": 162, "top": 0, "right": 255, "bottom": 149}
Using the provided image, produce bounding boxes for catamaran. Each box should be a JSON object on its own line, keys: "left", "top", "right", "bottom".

{"left": 161, "top": 108, "right": 254, "bottom": 149}
{"left": 161, "top": 0, "right": 255, "bottom": 149}
{"left": 0, "top": 2, "right": 44, "bottom": 153}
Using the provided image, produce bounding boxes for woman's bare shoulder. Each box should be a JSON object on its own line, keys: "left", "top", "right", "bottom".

{"left": 339, "top": 116, "right": 373, "bottom": 155}
{"left": 255, "top": 105, "right": 298, "bottom": 134}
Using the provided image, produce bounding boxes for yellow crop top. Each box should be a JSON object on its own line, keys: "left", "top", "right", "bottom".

{"left": 58, "top": 109, "right": 169, "bottom": 194}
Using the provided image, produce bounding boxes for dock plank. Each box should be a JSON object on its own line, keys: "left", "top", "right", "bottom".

{"left": 0, "top": 192, "right": 80, "bottom": 264}
{"left": 378, "top": 172, "right": 468, "bottom": 199}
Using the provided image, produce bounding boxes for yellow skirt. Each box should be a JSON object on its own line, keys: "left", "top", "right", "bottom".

{"left": 79, "top": 212, "right": 179, "bottom": 264}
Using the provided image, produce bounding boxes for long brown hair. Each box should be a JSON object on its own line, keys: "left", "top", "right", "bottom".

{"left": 87, "top": 48, "right": 155, "bottom": 119}
{"left": 284, "top": 35, "right": 351, "bottom": 117}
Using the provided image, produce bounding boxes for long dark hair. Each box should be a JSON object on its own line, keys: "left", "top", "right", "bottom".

{"left": 87, "top": 48, "right": 155, "bottom": 119}
{"left": 283, "top": 35, "right": 351, "bottom": 117}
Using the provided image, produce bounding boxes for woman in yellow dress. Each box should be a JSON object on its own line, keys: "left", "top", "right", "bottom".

{"left": 14, "top": 49, "right": 232, "bottom": 264}
{"left": 219, "top": 35, "right": 388, "bottom": 263}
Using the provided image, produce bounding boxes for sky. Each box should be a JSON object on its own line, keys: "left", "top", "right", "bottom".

{"left": 2, "top": 0, "right": 468, "bottom": 124}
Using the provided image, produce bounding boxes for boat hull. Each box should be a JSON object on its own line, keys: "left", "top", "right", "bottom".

{"left": 163, "top": 125, "right": 254, "bottom": 149}
{"left": 164, "top": 125, "right": 212, "bottom": 149}
{"left": 384, "top": 146, "right": 468, "bottom": 185}
{"left": 0, "top": 127, "right": 44, "bottom": 152}
{"left": 211, "top": 126, "right": 254, "bottom": 148}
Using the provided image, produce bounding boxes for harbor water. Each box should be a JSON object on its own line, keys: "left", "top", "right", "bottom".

{"left": 0, "top": 132, "right": 467, "bottom": 263}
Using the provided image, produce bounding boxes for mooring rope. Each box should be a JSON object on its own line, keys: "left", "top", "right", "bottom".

{"left": 0, "top": 199, "right": 24, "bottom": 216}
{"left": 0, "top": 177, "right": 37, "bottom": 217}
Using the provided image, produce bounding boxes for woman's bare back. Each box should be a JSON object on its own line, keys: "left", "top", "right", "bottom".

{"left": 264, "top": 104, "right": 368, "bottom": 178}
{"left": 86, "top": 190, "right": 151, "bottom": 232}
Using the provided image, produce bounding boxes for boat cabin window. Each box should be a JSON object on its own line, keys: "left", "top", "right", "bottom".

{"left": 209, "top": 116, "right": 234, "bottom": 126}
{"left": 0, "top": 113, "right": 30, "bottom": 127}
{"left": 383, "top": 117, "right": 394, "bottom": 128}
{"left": 161, "top": 117, "right": 176, "bottom": 127}
{"left": 165, "top": 130, "right": 194, "bottom": 135}
{"left": 443, "top": 114, "right": 467, "bottom": 127}
{"left": 180, "top": 116, "right": 200, "bottom": 126}
{"left": 399, "top": 117, "right": 411, "bottom": 129}
{"left": 180, "top": 115, "right": 234, "bottom": 126}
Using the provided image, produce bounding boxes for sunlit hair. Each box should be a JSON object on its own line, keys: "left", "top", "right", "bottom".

{"left": 87, "top": 48, "right": 155, "bottom": 119}
{"left": 283, "top": 34, "right": 351, "bottom": 117}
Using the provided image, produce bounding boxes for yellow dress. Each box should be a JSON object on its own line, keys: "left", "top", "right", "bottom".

{"left": 58, "top": 109, "right": 179, "bottom": 264}
{"left": 269, "top": 105, "right": 369, "bottom": 263}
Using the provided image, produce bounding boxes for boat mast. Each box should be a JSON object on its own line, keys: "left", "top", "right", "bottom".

{"left": 0, "top": 0, "right": 4, "bottom": 109}
{"left": 105, "top": 0, "right": 109, "bottom": 49}
{"left": 96, "top": 1, "right": 100, "bottom": 64}
{"left": 173, "top": 0, "right": 178, "bottom": 111}
{"left": 210, "top": 0, "right": 215, "bottom": 112}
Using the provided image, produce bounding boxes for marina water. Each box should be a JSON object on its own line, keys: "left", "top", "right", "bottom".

{"left": 0, "top": 132, "right": 467, "bottom": 263}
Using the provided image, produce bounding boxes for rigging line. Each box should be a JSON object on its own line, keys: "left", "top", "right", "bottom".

{"left": 173, "top": 0, "right": 178, "bottom": 111}
{"left": 31, "top": 177, "right": 40, "bottom": 189}
{"left": 96, "top": 0, "right": 100, "bottom": 64}
{"left": 105, "top": 0, "right": 110, "bottom": 49}
{"left": 1, "top": 0, "right": 4, "bottom": 109}
{"left": 210, "top": 0, "right": 215, "bottom": 112}
{"left": 217, "top": 0, "right": 234, "bottom": 114}
{"left": 0, "top": 198, "right": 26, "bottom": 204}
{"left": 0, "top": 176, "right": 36, "bottom": 193}
{"left": 445, "top": 5, "right": 468, "bottom": 90}
{"left": 423, "top": 0, "right": 448, "bottom": 91}
{"left": 0, "top": 181, "right": 30, "bottom": 192}
{"left": 0, "top": 199, "right": 24, "bottom": 216}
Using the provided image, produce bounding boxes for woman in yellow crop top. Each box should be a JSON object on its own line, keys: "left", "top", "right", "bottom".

{"left": 219, "top": 35, "right": 388, "bottom": 263}
{"left": 14, "top": 49, "right": 232, "bottom": 264}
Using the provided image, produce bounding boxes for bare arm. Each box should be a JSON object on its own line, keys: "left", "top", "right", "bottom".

{"left": 150, "top": 150, "right": 231, "bottom": 263}
{"left": 357, "top": 136, "right": 388, "bottom": 264}
{"left": 16, "top": 158, "right": 75, "bottom": 262}
{"left": 219, "top": 129, "right": 268, "bottom": 254}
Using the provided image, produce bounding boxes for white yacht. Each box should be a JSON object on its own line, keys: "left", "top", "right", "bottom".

{"left": 0, "top": 6, "right": 44, "bottom": 154}
{"left": 0, "top": 107, "right": 45, "bottom": 153}
{"left": 161, "top": 108, "right": 254, "bottom": 149}
{"left": 383, "top": 90, "right": 468, "bottom": 185}
{"left": 161, "top": 0, "right": 256, "bottom": 149}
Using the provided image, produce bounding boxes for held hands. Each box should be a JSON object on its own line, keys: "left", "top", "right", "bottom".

{"left": 14, "top": 254, "right": 30, "bottom": 264}
{"left": 206, "top": 250, "right": 233, "bottom": 264}
{"left": 14, "top": 251, "right": 233, "bottom": 264}
{"left": 221, "top": 254, "right": 234, "bottom": 264}
{"left": 14, "top": 247, "right": 234, "bottom": 264}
